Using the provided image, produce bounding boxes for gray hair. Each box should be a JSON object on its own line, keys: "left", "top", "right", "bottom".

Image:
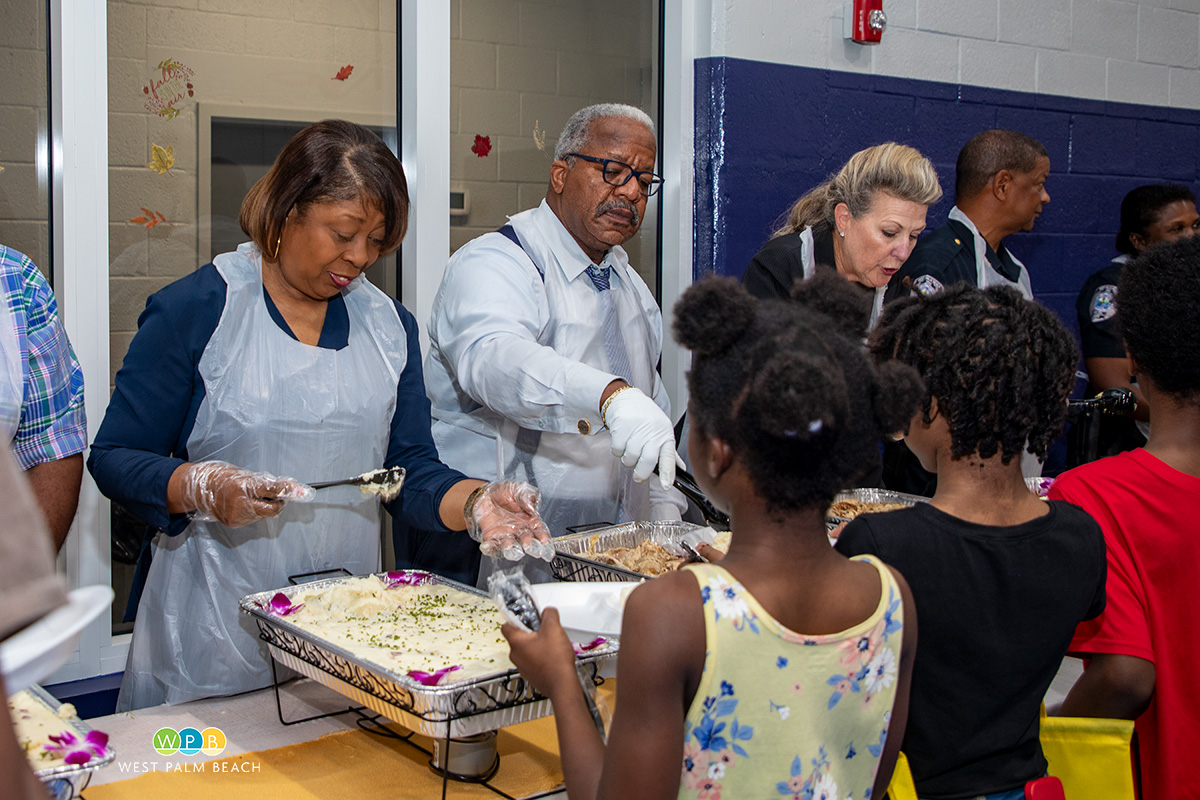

{"left": 553, "top": 103, "right": 656, "bottom": 161}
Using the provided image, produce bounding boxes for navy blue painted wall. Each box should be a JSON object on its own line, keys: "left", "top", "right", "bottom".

{"left": 693, "top": 57, "right": 1200, "bottom": 342}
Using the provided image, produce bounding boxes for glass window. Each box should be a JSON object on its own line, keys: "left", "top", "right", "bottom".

{"left": 451, "top": 0, "right": 660, "bottom": 294}
{"left": 106, "top": 0, "right": 399, "bottom": 633}
{"left": 0, "top": 0, "right": 51, "bottom": 274}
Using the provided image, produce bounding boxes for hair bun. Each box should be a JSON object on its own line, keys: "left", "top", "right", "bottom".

{"left": 789, "top": 269, "right": 872, "bottom": 340}
{"left": 673, "top": 276, "right": 756, "bottom": 355}
{"left": 871, "top": 360, "right": 924, "bottom": 435}
{"left": 747, "top": 350, "right": 847, "bottom": 446}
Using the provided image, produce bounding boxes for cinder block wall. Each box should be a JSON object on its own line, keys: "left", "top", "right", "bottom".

{"left": 106, "top": 0, "right": 400, "bottom": 385}
{"left": 105, "top": 0, "right": 653, "bottom": 385}
{"left": 698, "top": 0, "right": 1200, "bottom": 338}
{"left": 448, "top": 0, "right": 656, "bottom": 270}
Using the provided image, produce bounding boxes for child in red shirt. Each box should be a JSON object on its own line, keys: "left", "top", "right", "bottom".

{"left": 1052, "top": 235, "right": 1200, "bottom": 800}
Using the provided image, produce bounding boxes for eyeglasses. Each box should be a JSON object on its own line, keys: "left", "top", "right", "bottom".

{"left": 564, "top": 152, "right": 664, "bottom": 197}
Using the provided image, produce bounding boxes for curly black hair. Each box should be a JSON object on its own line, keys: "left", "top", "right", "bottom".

{"left": 1119, "top": 236, "right": 1200, "bottom": 403}
{"left": 869, "top": 284, "right": 1077, "bottom": 464}
{"left": 673, "top": 271, "right": 923, "bottom": 512}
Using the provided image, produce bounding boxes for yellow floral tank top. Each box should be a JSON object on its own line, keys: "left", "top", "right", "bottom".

{"left": 679, "top": 556, "right": 904, "bottom": 800}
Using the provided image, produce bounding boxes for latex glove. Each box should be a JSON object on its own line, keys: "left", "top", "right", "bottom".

{"left": 604, "top": 387, "right": 678, "bottom": 489}
{"left": 467, "top": 481, "right": 555, "bottom": 562}
{"left": 178, "top": 461, "right": 314, "bottom": 528}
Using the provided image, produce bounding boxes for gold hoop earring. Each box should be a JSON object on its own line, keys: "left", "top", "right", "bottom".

{"left": 272, "top": 234, "right": 282, "bottom": 260}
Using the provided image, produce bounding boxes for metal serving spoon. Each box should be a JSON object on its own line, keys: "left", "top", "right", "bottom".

{"left": 310, "top": 467, "right": 406, "bottom": 501}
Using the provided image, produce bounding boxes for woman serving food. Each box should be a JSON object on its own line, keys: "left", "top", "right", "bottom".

{"left": 89, "top": 120, "right": 550, "bottom": 711}
{"left": 741, "top": 142, "right": 942, "bottom": 329}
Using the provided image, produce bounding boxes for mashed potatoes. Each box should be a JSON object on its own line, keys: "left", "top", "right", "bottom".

{"left": 8, "top": 690, "right": 80, "bottom": 768}
{"left": 282, "top": 576, "right": 513, "bottom": 682}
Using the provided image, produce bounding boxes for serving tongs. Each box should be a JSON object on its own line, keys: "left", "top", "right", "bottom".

{"left": 660, "top": 465, "right": 731, "bottom": 530}
{"left": 489, "top": 568, "right": 609, "bottom": 740}
{"left": 310, "top": 466, "right": 406, "bottom": 492}
{"left": 679, "top": 539, "right": 709, "bottom": 564}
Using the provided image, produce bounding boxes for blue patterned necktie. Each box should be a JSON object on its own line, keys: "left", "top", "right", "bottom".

{"left": 586, "top": 265, "right": 636, "bottom": 517}
{"left": 585, "top": 266, "right": 634, "bottom": 385}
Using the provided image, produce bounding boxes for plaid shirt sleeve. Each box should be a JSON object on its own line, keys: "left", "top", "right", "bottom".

{"left": 1, "top": 247, "right": 87, "bottom": 469}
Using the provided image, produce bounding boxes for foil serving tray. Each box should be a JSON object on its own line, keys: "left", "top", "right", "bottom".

{"left": 550, "top": 521, "right": 705, "bottom": 583}
{"left": 825, "top": 488, "right": 930, "bottom": 531}
{"left": 13, "top": 683, "right": 115, "bottom": 797}
{"left": 239, "top": 571, "right": 616, "bottom": 738}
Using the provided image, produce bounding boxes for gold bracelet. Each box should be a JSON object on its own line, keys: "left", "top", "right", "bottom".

{"left": 600, "top": 385, "right": 634, "bottom": 426}
{"left": 463, "top": 482, "right": 489, "bottom": 522}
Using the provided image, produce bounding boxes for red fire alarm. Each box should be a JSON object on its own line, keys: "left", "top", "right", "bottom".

{"left": 844, "top": 0, "right": 887, "bottom": 44}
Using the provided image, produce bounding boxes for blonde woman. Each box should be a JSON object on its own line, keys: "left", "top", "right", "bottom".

{"left": 742, "top": 142, "right": 942, "bottom": 328}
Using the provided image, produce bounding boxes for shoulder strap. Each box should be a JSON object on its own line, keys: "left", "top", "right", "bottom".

{"left": 496, "top": 224, "right": 545, "bottom": 283}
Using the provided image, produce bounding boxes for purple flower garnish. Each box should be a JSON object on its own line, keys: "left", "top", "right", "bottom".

{"left": 84, "top": 730, "right": 109, "bottom": 754}
{"left": 406, "top": 665, "right": 461, "bottom": 686}
{"left": 573, "top": 637, "right": 608, "bottom": 654}
{"left": 46, "top": 731, "right": 77, "bottom": 749}
{"left": 44, "top": 728, "right": 108, "bottom": 764}
{"left": 263, "top": 592, "right": 304, "bottom": 616}
{"left": 384, "top": 570, "right": 431, "bottom": 588}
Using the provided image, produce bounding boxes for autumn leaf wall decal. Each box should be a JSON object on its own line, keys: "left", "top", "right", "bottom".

{"left": 472, "top": 134, "right": 492, "bottom": 157}
{"left": 128, "top": 208, "right": 167, "bottom": 229}
{"left": 332, "top": 65, "right": 354, "bottom": 81}
{"left": 147, "top": 144, "right": 175, "bottom": 175}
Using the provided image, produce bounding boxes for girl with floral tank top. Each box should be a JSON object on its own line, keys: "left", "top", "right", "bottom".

{"left": 504, "top": 272, "right": 921, "bottom": 800}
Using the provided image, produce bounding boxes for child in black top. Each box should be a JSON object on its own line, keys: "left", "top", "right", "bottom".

{"left": 837, "top": 284, "right": 1106, "bottom": 800}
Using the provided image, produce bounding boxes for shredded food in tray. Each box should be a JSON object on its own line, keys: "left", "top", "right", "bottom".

{"left": 587, "top": 540, "right": 688, "bottom": 576}
{"left": 828, "top": 499, "right": 908, "bottom": 520}
{"left": 583, "top": 529, "right": 734, "bottom": 577}
{"left": 283, "top": 575, "right": 513, "bottom": 682}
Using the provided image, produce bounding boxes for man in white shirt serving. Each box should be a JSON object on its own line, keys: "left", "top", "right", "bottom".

{"left": 402, "top": 103, "right": 686, "bottom": 585}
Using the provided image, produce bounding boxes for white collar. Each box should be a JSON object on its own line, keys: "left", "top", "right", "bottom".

{"left": 529, "top": 200, "right": 630, "bottom": 284}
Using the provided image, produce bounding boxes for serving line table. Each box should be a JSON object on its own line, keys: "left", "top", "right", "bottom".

{"left": 81, "top": 676, "right": 575, "bottom": 799}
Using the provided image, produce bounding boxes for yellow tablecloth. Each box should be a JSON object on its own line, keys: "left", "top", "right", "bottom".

{"left": 85, "top": 714, "right": 565, "bottom": 800}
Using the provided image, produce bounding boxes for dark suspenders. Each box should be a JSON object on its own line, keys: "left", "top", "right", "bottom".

{"left": 494, "top": 224, "right": 543, "bottom": 484}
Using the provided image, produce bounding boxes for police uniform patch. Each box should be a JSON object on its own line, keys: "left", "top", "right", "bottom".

{"left": 1090, "top": 284, "right": 1118, "bottom": 322}
{"left": 912, "top": 274, "right": 944, "bottom": 297}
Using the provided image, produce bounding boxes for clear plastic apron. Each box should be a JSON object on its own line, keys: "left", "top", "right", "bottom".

{"left": 118, "top": 244, "right": 402, "bottom": 709}
{"left": 430, "top": 215, "right": 659, "bottom": 581}
{"left": 796, "top": 226, "right": 887, "bottom": 330}
{"left": 948, "top": 206, "right": 1034, "bottom": 300}
{"left": 0, "top": 289, "right": 23, "bottom": 443}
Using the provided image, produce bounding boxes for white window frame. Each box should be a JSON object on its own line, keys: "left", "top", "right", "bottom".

{"left": 48, "top": 0, "right": 697, "bottom": 685}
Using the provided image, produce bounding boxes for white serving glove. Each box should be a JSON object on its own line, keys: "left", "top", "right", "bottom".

{"left": 466, "top": 481, "right": 555, "bottom": 562}
{"left": 603, "top": 387, "right": 679, "bottom": 490}
{"left": 177, "top": 460, "right": 314, "bottom": 528}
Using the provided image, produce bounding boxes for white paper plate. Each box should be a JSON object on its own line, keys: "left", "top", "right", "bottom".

{"left": 529, "top": 582, "right": 637, "bottom": 641}
{"left": 1, "top": 585, "right": 114, "bottom": 696}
